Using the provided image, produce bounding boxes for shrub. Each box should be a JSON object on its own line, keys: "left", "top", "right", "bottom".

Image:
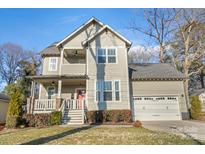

{"left": 133, "top": 120, "right": 142, "bottom": 128}
{"left": 22, "top": 114, "right": 35, "bottom": 127}
{"left": 86, "top": 111, "right": 96, "bottom": 124}
{"left": 6, "top": 116, "right": 21, "bottom": 128}
{"left": 22, "top": 111, "right": 62, "bottom": 127}
{"left": 6, "top": 86, "right": 23, "bottom": 128}
{"left": 33, "top": 113, "right": 51, "bottom": 127}
{"left": 191, "top": 96, "right": 202, "bottom": 120}
{"left": 86, "top": 110, "right": 132, "bottom": 124}
{"left": 50, "top": 111, "right": 62, "bottom": 125}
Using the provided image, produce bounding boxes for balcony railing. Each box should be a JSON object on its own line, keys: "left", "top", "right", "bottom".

{"left": 61, "top": 64, "right": 86, "bottom": 75}
{"left": 34, "top": 99, "right": 56, "bottom": 111}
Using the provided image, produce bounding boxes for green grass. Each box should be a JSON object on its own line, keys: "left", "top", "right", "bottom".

{"left": 0, "top": 125, "right": 203, "bottom": 145}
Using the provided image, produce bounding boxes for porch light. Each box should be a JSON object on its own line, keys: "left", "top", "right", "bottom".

{"left": 52, "top": 81, "right": 55, "bottom": 86}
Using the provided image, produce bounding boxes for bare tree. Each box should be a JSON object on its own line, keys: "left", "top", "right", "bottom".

{"left": 128, "top": 45, "right": 158, "bottom": 63}
{"left": 171, "top": 8, "right": 205, "bottom": 110}
{"left": 0, "top": 43, "right": 25, "bottom": 85}
{"left": 129, "top": 9, "right": 175, "bottom": 63}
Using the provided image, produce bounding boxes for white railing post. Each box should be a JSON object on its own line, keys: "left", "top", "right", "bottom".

{"left": 82, "top": 100, "right": 84, "bottom": 124}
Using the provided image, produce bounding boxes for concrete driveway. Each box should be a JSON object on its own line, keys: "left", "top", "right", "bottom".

{"left": 142, "top": 121, "right": 205, "bottom": 142}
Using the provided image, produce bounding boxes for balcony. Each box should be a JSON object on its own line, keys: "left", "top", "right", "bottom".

{"left": 61, "top": 64, "right": 86, "bottom": 75}
{"left": 61, "top": 49, "right": 86, "bottom": 75}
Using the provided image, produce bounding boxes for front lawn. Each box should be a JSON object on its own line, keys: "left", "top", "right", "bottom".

{"left": 0, "top": 125, "right": 203, "bottom": 145}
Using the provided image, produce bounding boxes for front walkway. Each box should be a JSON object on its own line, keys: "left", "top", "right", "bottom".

{"left": 142, "top": 120, "right": 205, "bottom": 142}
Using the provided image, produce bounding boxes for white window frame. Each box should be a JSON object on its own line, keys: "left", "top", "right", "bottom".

{"left": 46, "top": 86, "right": 56, "bottom": 97}
{"left": 96, "top": 47, "right": 117, "bottom": 64}
{"left": 107, "top": 48, "right": 117, "bottom": 64}
{"left": 103, "top": 80, "right": 113, "bottom": 101}
{"left": 114, "top": 80, "right": 121, "bottom": 101}
{"left": 48, "top": 57, "right": 58, "bottom": 71}
{"left": 95, "top": 80, "right": 121, "bottom": 102}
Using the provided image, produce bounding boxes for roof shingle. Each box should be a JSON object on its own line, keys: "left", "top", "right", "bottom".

{"left": 129, "top": 63, "right": 185, "bottom": 80}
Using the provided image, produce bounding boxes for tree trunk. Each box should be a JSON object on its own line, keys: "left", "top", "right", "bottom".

{"left": 200, "top": 70, "right": 204, "bottom": 89}
{"left": 159, "top": 45, "right": 164, "bottom": 63}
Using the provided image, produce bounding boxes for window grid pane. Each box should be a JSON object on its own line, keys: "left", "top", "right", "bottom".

{"left": 108, "top": 49, "right": 116, "bottom": 55}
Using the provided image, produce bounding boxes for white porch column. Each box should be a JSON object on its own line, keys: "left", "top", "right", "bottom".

{"left": 59, "top": 47, "right": 64, "bottom": 75}
{"left": 58, "top": 80, "right": 62, "bottom": 98}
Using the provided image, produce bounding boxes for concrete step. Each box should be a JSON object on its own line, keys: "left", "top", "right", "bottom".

{"left": 62, "top": 116, "right": 83, "bottom": 120}
{"left": 62, "top": 119, "right": 83, "bottom": 125}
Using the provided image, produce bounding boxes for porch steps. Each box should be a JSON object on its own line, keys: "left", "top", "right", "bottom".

{"left": 62, "top": 109, "right": 84, "bottom": 125}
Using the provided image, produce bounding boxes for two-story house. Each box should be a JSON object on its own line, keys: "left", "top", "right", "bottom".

{"left": 27, "top": 17, "right": 189, "bottom": 124}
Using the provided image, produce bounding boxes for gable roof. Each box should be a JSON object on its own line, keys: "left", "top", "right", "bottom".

{"left": 129, "top": 63, "right": 185, "bottom": 80}
{"left": 40, "top": 44, "right": 60, "bottom": 56}
{"left": 0, "top": 93, "right": 10, "bottom": 102}
{"left": 56, "top": 17, "right": 104, "bottom": 47}
{"left": 82, "top": 25, "right": 132, "bottom": 47}
{"left": 40, "top": 17, "right": 132, "bottom": 56}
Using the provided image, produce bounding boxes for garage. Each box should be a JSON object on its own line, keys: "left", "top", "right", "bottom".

{"left": 133, "top": 96, "right": 181, "bottom": 121}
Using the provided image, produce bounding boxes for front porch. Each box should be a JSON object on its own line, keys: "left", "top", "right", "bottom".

{"left": 27, "top": 76, "right": 87, "bottom": 124}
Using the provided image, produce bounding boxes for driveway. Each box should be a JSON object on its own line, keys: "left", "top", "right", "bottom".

{"left": 142, "top": 121, "right": 205, "bottom": 142}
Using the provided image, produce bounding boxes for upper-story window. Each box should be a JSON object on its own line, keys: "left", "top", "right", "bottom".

{"left": 97, "top": 48, "right": 106, "bottom": 63}
{"left": 97, "top": 48, "right": 117, "bottom": 64}
{"left": 49, "top": 57, "right": 58, "bottom": 71}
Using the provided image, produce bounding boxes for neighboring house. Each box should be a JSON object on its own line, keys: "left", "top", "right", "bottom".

{"left": 27, "top": 17, "right": 189, "bottom": 124}
{"left": 0, "top": 93, "right": 10, "bottom": 123}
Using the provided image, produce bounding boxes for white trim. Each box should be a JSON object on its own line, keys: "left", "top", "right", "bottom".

{"left": 82, "top": 25, "right": 132, "bottom": 46}
{"left": 38, "top": 84, "right": 42, "bottom": 99}
{"left": 56, "top": 17, "right": 104, "bottom": 46}
{"left": 48, "top": 57, "right": 58, "bottom": 72}
{"left": 96, "top": 47, "right": 118, "bottom": 64}
{"left": 63, "top": 47, "right": 84, "bottom": 49}
{"left": 106, "top": 25, "right": 132, "bottom": 45}
{"left": 114, "top": 80, "right": 121, "bottom": 102}
{"left": 94, "top": 80, "right": 121, "bottom": 103}
{"left": 59, "top": 48, "right": 64, "bottom": 75}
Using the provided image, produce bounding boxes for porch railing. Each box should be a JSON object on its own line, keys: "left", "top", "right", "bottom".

{"left": 34, "top": 99, "right": 56, "bottom": 111}
{"left": 63, "top": 99, "right": 85, "bottom": 110}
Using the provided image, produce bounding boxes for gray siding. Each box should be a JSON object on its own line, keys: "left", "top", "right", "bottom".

{"left": 86, "top": 30, "right": 130, "bottom": 110}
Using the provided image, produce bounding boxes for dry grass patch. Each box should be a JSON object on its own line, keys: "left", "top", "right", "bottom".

{"left": 0, "top": 125, "right": 203, "bottom": 145}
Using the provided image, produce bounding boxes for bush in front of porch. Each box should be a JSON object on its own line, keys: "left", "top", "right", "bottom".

{"left": 22, "top": 111, "right": 62, "bottom": 127}
{"left": 85, "top": 110, "right": 132, "bottom": 124}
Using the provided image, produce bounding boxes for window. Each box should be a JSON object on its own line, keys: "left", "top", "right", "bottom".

{"left": 95, "top": 80, "right": 120, "bottom": 102}
{"left": 97, "top": 48, "right": 117, "bottom": 64}
{"left": 49, "top": 57, "right": 58, "bottom": 71}
{"left": 97, "top": 48, "right": 106, "bottom": 63}
{"left": 96, "top": 81, "right": 101, "bottom": 101}
{"left": 115, "top": 81, "right": 120, "bottom": 101}
{"left": 47, "top": 86, "right": 55, "bottom": 98}
{"left": 103, "top": 81, "right": 112, "bottom": 101}
{"left": 108, "top": 49, "right": 116, "bottom": 63}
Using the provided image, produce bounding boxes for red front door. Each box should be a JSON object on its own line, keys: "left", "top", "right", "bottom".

{"left": 76, "top": 89, "right": 86, "bottom": 109}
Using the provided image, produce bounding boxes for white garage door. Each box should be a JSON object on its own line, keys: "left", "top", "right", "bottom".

{"left": 133, "top": 96, "right": 181, "bottom": 121}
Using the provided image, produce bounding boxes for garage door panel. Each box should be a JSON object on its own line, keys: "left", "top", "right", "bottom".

{"left": 133, "top": 96, "right": 181, "bottom": 121}
{"left": 135, "top": 105, "right": 180, "bottom": 111}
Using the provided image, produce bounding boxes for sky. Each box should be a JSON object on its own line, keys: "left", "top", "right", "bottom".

{"left": 0, "top": 8, "right": 157, "bottom": 90}
{"left": 0, "top": 8, "right": 152, "bottom": 52}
